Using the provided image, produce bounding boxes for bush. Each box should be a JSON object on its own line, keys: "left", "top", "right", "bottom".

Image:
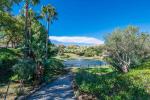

{"left": 13, "top": 58, "right": 36, "bottom": 81}
{"left": 76, "top": 51, "right": 84, "bottom": 56}
{"left": 43, "top": 58, "right": 64, "bottom": 81}
{"left": 0, "top": 48, "right": 20, "bottom": 83}
{"left": 75, "top": 66, "right": 150, "bottom": 99}
{"left": 60, "top": 54, "right": 70, "bottom": 59}
{"left": 0, "top": 48, "right": 20, "bottom": 68}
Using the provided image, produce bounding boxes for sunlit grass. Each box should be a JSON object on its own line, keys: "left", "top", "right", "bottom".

{"left": 0, "top": 82, "right": 32, "bottom": 100}
{"left": 75, "top": 64, "right": 150, "bottom": 99}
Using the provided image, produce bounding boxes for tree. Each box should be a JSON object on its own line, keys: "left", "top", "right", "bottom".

{"left": 0, "top": 11, "right": 24, "bottom": 48}
{"left": 41, "top": 4, "right": 57, "bottom": 59}
{"left": 105, "top": 26, "right": 150, "bottom": 73}
{"left": 0, "top": 8, "right": 48, "bottom": 85}
{"left": 58, "top": 45, "right": 65, "bottom": 56}
{"left": 0, "top": 0, "right": 21, "bottom": 11}
{"left": 24, "top": 0, "right": 40, "bottom": 57}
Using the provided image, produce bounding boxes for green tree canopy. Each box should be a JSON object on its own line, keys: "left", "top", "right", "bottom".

{"left": 105, "top": 26, "right": 150, "bottom": 73}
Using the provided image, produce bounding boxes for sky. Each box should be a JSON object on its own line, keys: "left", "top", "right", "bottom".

{"left": 12, "top": 0, "right": 150, "bottom": 45}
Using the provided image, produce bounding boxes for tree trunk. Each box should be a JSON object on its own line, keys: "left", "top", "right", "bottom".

{"left": 19, "top": 80, "right": 24, "bottom": 95}
{"left": 25, "top": 0, "right": 29, "bottom": 57}
{"left": 11, "top": 41, "right": 13, "bottom": 48}
{"left": 35, "top": 62, "right": 44, "bottom": 85}
{"left": 46, "top": 21, "right": 50, "bottom": 59}
{"left": 4, "top": 81, "right": 10, "bottom": 100}
{"left": 28, "top": 14, "right": 33, "bottom": 58}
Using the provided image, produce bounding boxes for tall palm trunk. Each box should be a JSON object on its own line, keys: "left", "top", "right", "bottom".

{"left": 25, "top": 0, "right": 30, "bottom": 57}
{"left": 29, "top": 13, "right": 32, "bottom": 57}
{"left": 46, "top": 20, "right": 50, "bottom": 59}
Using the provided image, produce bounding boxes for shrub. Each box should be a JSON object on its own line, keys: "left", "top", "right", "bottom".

{"left": 0, "top": 48, "right": 20, "bottom": 68}
{"left": 43, "top": 58, "right": 64, "bottom": 81}
{"left": 61, "top": 54, "right": 70, "bottom": 59}
{"left": 13, "top": 58, "right": 36, "bottom": 81}
{"left": 0, "top": 48, "right": 20, "bottom": 83}
{"left": 105, "top": 26, "right": 150, "bottom": 72}
{"left": 75, "top": 67, "right": 150, "bottom": 99}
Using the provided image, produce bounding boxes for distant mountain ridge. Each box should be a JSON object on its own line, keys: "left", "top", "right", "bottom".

{"left": 50, "top": 40, "right": 100, "bottom": 46}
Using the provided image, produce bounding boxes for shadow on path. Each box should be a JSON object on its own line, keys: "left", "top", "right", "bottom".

{"left": 28, "top": 73, "right": 75, "bottom": 100}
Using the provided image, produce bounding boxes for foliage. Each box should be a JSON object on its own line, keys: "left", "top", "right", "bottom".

{"left": 75, "top": 65, "right": 150, "bottom": 99}
{"left": 30, "top": 17, "right": 47, "bottom": 60}
{"left": 41, "top": 4, "right": 57, "bottom": 58}
{"left": 57, "top": 45, "right": 65, "bottom": 56}
{"left": 84, "top": 46, "right": 104, "bottom": 57}
{"left": 0, "top": 0, "right": 66, "bottom": 99}
{"left": 43, "top": 58, "right": 64, "bottom": 81}
{"left": 0, "top": 48, "right": 19, "bottom": 69}
{"left": 0, "top": 5, "right": 61, "bottom": 84}
{"left": 41, "top": 4, "right": 57, "bottom": 23}
{"left": 0, "top": 11, "right": 24, "bottom": 47}
{"left": 13, "top": 58, "right": 36, "bottom": 81}
{"left": 105, "top": 26, "right": 150, "bottom": 72}
{"left": 0, "top": 0, "right": 21, "bottom": 11}
{"left": 59, "top": 45, "right": 104, "bottom": 57}
{"left": 47, "top": 44, "right": 59, "bottom": 57}
{"left": 0, "top": 48, "right": 21, "bottom": 83}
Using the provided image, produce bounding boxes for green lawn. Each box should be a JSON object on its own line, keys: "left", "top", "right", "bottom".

{"left": 75, "top": 64, "right": 150, "bottom": 100}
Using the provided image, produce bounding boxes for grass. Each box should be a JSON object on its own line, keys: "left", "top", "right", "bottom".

{"left": 75, "top": 64, "right": 150, "bottom": 100}
{"left": 0, "top": 82, "right": 32, "bottom": 100}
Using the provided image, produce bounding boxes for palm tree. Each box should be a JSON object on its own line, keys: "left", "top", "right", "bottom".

{"left": 28, "top": 8, "right": 41, "bottom": 43}
{"left": 24, "top": 0, "right": 40, "bottom": 57}
{"left": 41, "top": 4, "right": 57, "bottom": 58}
{"left": 0, "top": 0, "right": 21, "bottom": 11}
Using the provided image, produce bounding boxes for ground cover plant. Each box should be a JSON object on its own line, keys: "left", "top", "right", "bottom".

{"left": 75, "top": 63, "right": 150, "bottom": 99}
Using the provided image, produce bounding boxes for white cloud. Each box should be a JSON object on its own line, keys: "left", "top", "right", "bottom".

{"left": 49, "top": 36, "right": 104, "bottom": 45}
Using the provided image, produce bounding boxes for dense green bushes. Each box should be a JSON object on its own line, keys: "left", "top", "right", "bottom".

{"left": 84, "top": 46, "right": 103, "bottom": 57}
{"left": 12, "top": 58, "right": 64, "bottom": 84}
{"left": 0, "top": 48, "right": 20, "bottom": 66}
{"left": 44, "top": 58, "right": 64, "bottom": 75}
{"left": 75, "top": 65, "right": 150, "bottom": 99}
{"left": 43, "top": 58, "right": 64, "bottom": 81}
{"left": 13, "top": 58, "right": 36, "bottom": 81}
{"left": 0, "top": 48, "right": 64, "bottom": 84}
{"left": 60, "top": 45, "right": 104, "bottom": 57}
{"left": 0, "top": 48, "right": 21, "bottom": 83}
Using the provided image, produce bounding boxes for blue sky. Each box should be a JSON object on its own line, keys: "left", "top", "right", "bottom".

{"left": 12, "top": 0, "right": 150, "bottom": 45}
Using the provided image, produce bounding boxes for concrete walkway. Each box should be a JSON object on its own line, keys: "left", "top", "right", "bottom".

{"left": 27, "top": 73, "right": 75, "bottom": 100}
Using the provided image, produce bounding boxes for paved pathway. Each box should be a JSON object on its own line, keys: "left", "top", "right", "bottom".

{"left": 28, "top": 73, "right": 75, "bottom": 100}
